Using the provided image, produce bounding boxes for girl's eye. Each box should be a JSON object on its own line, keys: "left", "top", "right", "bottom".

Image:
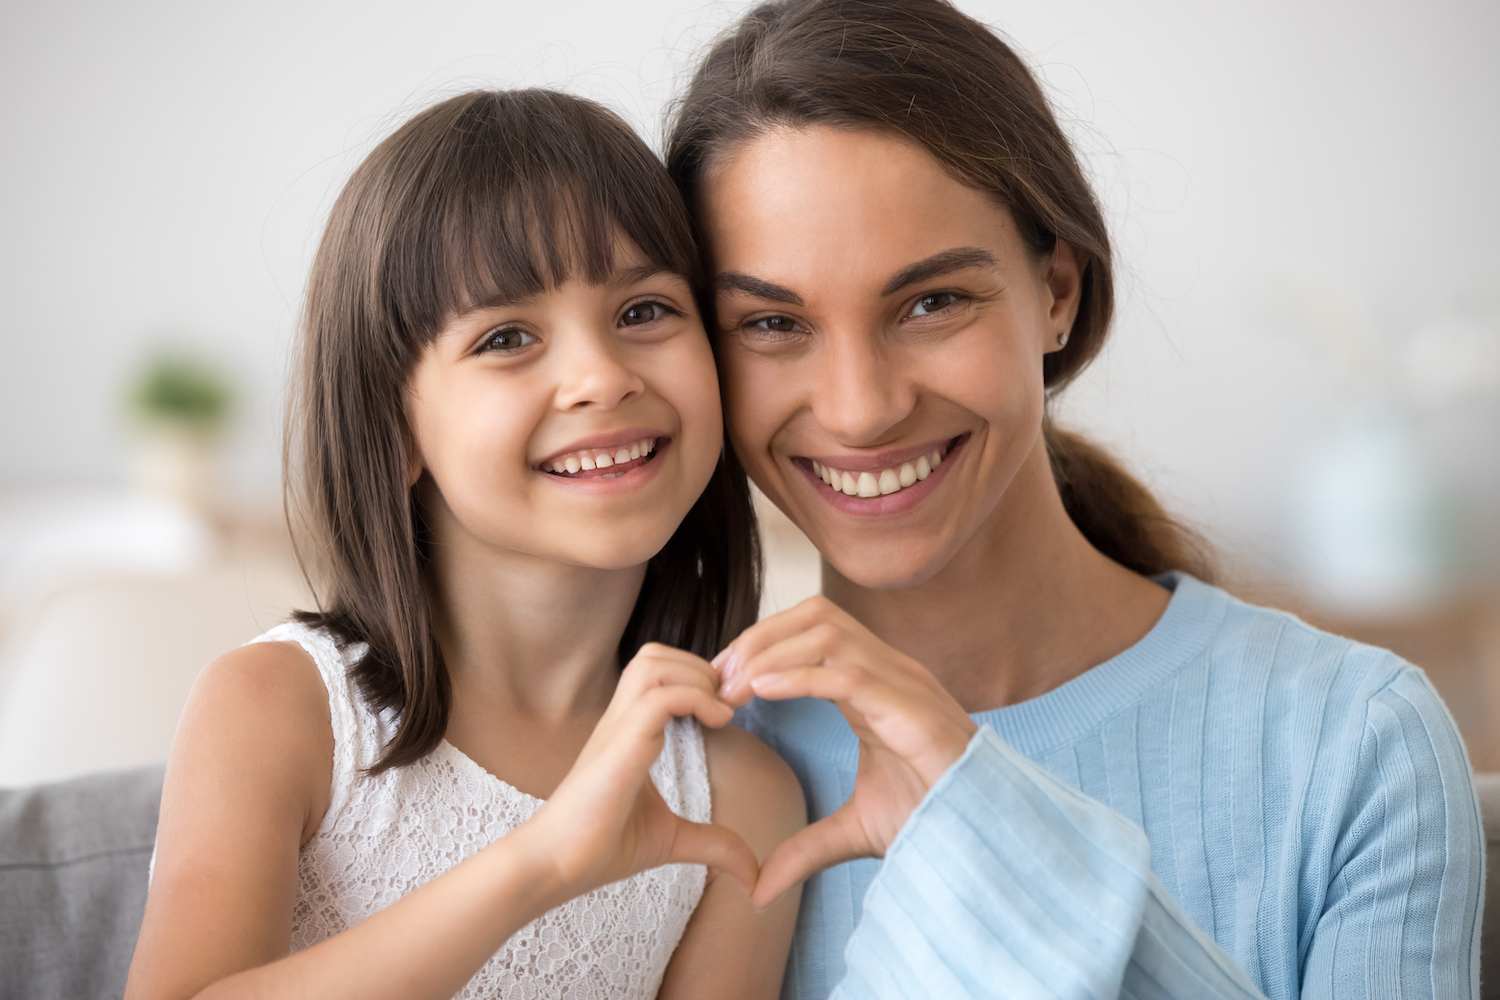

{"left": 479, "top": 327, "right": 538, "bottom": 353}
{"left": 909, "top": 292, "right": 962, "bottom": 317}
{"left": 620, "top": 301, "right": 674, "bottom": 327}
{"left": 749, "top": 315, "right": 805, "bottom": 335}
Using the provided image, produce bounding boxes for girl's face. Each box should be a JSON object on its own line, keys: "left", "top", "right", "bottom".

{"left": 701, "top": 127, "right": 1082, "bottom": 589}
{"left": 405, "top": 242, "right": 722, "bottom": 572}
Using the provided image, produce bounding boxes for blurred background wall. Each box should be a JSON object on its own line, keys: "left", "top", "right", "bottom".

{"left": 1, "top": 0, "right": 1496, "bottom": 784}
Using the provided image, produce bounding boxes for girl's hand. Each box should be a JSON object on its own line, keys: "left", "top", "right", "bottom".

{"left": 712, "top": 597, "right": 978, "bottom": 909}
{"left": 521, "top": 643, "right": 760, "bottom": 902}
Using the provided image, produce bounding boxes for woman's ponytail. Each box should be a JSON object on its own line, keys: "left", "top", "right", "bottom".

{"left": 1044, "top": 421, "right": 1215, "bottom": 582}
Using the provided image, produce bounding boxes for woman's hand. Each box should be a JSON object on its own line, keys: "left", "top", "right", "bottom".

{"left": 713, "top": 596, "right": 978, "bottom": 909}
{"left": 521, "top": 643, "right": 760, "bottom": 903}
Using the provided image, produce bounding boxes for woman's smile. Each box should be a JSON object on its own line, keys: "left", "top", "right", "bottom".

{"left": 793, "top": 433, "right": 968, "bottom": 515}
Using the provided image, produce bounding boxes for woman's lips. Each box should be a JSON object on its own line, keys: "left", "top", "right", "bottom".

{"left": 797, "top": 435, "right": 967, "bottom": 515}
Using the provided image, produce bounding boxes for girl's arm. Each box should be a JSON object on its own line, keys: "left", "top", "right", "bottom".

{"left": 126, "top": 641, "right": 756, "bottom": 1000}
{"left": 657, "top": 725, "right": 806, "bottom": 1000}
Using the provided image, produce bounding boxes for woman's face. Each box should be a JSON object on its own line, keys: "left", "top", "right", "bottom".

{"left": 404, "top": 240, "right": 723, "bottom": 572}
{"left": 701, "top": 127, "right": 1082, "bottom": 589}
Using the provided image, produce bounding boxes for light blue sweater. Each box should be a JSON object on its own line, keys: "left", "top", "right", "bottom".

{"left": 735, "top": 574, "right": 1483, "bottom": 999}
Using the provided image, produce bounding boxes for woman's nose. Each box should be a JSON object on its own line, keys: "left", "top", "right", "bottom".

{"left": 809, "top": 329, "right": 916, "bottom": 445}
{"left": 553, "top": 331, "right": 645, "bottom": 412}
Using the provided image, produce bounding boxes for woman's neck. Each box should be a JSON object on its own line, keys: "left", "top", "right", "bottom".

{"left": 821, "top": 443, "right": 1171, "bottom": 714}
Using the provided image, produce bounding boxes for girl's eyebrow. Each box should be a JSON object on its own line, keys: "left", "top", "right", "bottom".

{"left": 611, "top": 262, "right": 675, "bottom": 287}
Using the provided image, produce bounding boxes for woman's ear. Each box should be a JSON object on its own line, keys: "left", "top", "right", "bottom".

{"left": 1042, "top": 239, "right": 1086, "bottom": 353}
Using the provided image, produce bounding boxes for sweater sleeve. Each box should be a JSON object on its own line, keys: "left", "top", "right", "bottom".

{"left": 831, "top": 692, "right": 1481, "bottom": 1000}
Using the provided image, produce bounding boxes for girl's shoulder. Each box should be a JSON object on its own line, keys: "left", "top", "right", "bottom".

{"left": 700, "top": 725, "right": 806, "bottom": 861}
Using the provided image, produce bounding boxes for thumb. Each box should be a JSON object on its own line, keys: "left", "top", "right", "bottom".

{"left": 753, "top": 801, "right": 871, "bottom": 911}
{"left": 668, "top": 817, "right": 760, "bottom": 894}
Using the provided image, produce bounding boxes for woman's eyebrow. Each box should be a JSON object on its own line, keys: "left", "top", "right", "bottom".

{"left": 714, "top": 272, "right": 804, "bottom": 306}
{"left": 881, "top": 247, "right": 999, "bottom": 296}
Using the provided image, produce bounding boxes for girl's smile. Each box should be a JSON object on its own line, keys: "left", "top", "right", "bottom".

{"left": 537, "top": 430, "right": 671, "bottom": 494}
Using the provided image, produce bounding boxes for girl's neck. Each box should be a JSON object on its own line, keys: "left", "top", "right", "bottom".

{"left": 426, "top": 503, "right": 645, "bottom": 724}
{"left": 822, "top": 442, "right": 1171, "bottom": 714}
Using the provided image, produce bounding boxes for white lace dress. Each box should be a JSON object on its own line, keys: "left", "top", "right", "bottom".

{"left": 253, "top": 622, "right": 711, "bottom": 1000}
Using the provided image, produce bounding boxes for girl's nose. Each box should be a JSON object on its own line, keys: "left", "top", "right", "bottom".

{"left": 553, "top": 330, "right": 645, "bottom": 412}
{"left": 809, "top": 328, "right": 917, "bottom": 445}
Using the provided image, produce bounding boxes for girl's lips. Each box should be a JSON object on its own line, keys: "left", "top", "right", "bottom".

{"left": 796, "top": 434, "right": 968, "bottom": 515}
{"left": 540, "top": 438, "right": 669, "bottom": 494}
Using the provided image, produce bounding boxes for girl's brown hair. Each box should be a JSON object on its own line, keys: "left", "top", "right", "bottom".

{"left": 288, "top": 89, "right": 761, "bottom": 773}
{"left": 666, "top": 0, "right": 1213, "bottom": 582}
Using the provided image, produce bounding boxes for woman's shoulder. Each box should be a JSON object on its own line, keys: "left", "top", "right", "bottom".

{"left": 1178, "top": 575, "right": 1415, "bottom": 702}
{"left": 701, "top": 725, "right": 807, "bottom": 860}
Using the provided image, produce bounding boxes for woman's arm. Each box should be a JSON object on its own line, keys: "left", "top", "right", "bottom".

{"left": 127, "top": 641, "right": 757, "bottom": 1000}
{"left": 658, "top": 725, "right": 806, "bottom": 1000}
{"left": 716, "top": 599, "right": 1482, "bottom": 1000}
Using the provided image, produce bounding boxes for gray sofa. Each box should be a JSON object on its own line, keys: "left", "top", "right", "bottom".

{"left": 3, "top": 768, "right": 1500, "bottom": 999}
{"left": 1, "top": 766, "right": 162, "bottom": 1000}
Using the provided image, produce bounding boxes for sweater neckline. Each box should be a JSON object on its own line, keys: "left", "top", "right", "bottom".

{"left": 970, "top": 572, "right": 1228, "bottom": 756}
{"left": 754, "top": 573, "right": 1230, "bottom": 766}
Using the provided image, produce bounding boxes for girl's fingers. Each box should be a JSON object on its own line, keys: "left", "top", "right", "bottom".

{"left": 752, "top": 802, "right": 869, "bottom": 910}
{"left": 667, "top": 818, "right": 760, "bottom": 894}
{"left": 614, "top": 650, "right": 721, "bottom": 705}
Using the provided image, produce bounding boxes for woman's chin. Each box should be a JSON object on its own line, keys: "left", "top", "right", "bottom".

{"left": 820, "top": 540, "right": 954, "bottom": 592}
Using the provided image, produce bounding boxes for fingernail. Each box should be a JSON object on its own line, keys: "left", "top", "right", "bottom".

{"left": 719, "top": 651, "right": 740, "bottom": 687}
{"left": 711, "top": 648, "right": 730, "bottom": 672}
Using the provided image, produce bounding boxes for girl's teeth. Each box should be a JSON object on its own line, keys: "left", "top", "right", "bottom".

{"left": 815, "top": 446, "right": 949, "bottom": 498}
{"left": 547, "top": 438, "right": 657, "bottom": 476}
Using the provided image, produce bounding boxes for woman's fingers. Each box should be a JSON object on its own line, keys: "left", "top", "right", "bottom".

{"left": 752, "top": 801, "right": 870, "bottom": 910}
{"left": 714, "top": 596, "right": 851, "bottom": 701}
{"left": 667, "top": 817, "right": 760, "bottom": 894}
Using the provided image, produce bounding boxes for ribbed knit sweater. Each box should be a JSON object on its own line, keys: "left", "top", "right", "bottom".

{"left": 735, "top": 574, "right": 1483, "bottom": 999}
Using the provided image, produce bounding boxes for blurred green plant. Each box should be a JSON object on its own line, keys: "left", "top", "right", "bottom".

{"left": 129, "top": 350, "right": 233, "bottom": 433}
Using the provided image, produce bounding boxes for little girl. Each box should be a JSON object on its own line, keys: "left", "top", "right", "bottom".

{"left": 124, "top": 89, "right": 804, "bottom": 1000}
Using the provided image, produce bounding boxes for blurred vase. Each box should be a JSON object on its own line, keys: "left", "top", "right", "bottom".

{"left": 1292, "top": 407, "right": 1447, "bottom": 614}
{"left": 127, "top": 422, "right": 220, "bottom": 515}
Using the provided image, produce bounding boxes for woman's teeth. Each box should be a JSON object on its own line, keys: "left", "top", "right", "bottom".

{"left": 545, "top": 437, "right": 656, "bottom": 476}
{"left": 812, "top": 450, "right": 944, "bottom": 497}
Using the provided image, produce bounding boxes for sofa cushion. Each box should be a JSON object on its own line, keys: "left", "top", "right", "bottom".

{"left": 0, "top": 765, "right": 164, "bottom": 1000}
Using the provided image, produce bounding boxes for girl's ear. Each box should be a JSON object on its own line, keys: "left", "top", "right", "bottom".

{"left": 1042, "top": 240, "right": 1086, "bottom": 354}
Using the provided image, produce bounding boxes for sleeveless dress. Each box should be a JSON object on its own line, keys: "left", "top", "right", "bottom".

{"left": 253, "top": 622, "right": 711, "bottom": 1000}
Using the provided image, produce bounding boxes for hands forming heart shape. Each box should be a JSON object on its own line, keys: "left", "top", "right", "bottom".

{"left": 528, "top": 596, "right": 979, "bottom": 911}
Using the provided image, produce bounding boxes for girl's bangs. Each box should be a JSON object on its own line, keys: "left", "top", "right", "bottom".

{"left": 380, "top": 90, "right": 699, "bottom": 344}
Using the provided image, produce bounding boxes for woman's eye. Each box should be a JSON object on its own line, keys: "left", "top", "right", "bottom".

{"left": 909, "top": 292, "right": 962, "bottom": 317}
{"left": 479, "top": 327, "right": 537, "bottom": 353}
{"left": 750, "top": 315, "right": 805, "bottom": 335}
{"left": 620, "top": 301, "right": 673, "bottom": 327}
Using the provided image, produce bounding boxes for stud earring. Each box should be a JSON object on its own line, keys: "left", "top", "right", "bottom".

{"left": 1056, "top": 331, "right": 1069, "bottom": 347}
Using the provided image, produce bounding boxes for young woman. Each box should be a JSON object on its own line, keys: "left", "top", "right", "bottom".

{"left": 125, "top": 89, "right": 803, "bottom": 1000}
{"left": 666, "top": 2, "right": 1483, "bottom": 998}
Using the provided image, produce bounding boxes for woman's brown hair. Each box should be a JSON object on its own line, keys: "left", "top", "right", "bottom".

{"left": 666, "top": 0, "right": 1213, "bottom": 582}
{"left": 287, "top": 89, "right": 761, "bottom": 774}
